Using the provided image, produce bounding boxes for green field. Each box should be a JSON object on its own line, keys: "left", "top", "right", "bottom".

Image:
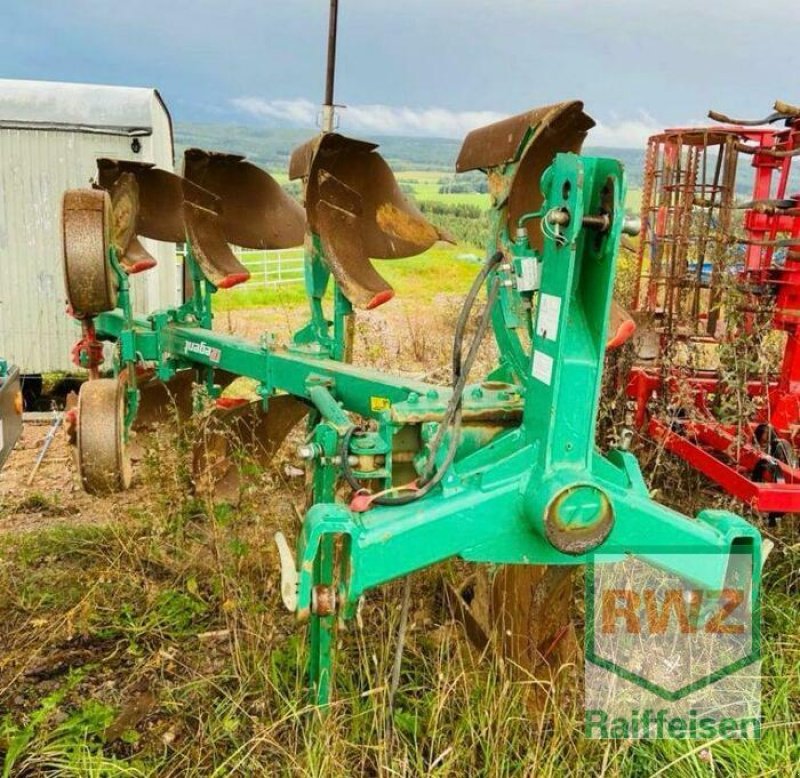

{"left": 214, "top": 245, "right": 481, "bottom": 312}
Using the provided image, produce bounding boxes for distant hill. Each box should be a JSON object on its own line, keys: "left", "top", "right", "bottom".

{"left": 174, "top": 123, "right": 646, "bottom": 187}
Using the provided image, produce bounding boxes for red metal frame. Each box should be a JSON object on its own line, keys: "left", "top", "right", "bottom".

{"left": 628, "top": 110, "right": 800, "bottom": 513}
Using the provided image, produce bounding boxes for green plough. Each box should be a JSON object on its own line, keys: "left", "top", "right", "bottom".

{"left": 62, "top": 101, "right": 762, "bottom": 707}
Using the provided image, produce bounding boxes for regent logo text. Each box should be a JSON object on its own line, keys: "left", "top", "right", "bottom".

{"left": 185, "top": 341, "right": 221, "bottom": 364}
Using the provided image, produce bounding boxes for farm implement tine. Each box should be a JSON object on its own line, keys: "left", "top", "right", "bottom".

{"left": 290, "top": 132, "right": 452, "bottom": 308}
{"left": 96, "top": 158, "right": 251, "bottom": 289}
{"left": 192, "top": 395, "right": 309, "bottom": 504}
{"left": 183, "top": 148, "right": 305, "bottom": 249}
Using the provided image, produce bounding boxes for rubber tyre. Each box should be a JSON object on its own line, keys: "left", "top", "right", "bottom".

{"left": 62, "top": 189, "right": 117, "bottom": 316}
{"left": 77, "top": 378, "right": 132, "bottom": 494}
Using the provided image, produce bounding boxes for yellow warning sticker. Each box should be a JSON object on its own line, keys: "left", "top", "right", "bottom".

{"left": 370, "top": 396, "right": 391, "bottom": 412}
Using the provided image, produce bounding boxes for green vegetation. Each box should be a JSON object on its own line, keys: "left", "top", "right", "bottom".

{"left": 0, "top": 428, "right": 797, "bottom": 775}
{"left": 212, "top": 245, "right": 482, "bottom": 313}
{"left": 174, "top": 124, "right": 646, "bottom": 186}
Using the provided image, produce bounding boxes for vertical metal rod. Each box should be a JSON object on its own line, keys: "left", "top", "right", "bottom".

{"left": 322, "top": 0, "right": 339, "bottom": 133}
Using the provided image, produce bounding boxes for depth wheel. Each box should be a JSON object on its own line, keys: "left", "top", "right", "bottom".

{"left": 77, "top": 378, "right": 132, "bottom": 494}
{"left": 62, "top": 189, "right": 117, "bottom": 316}
{"left": 752, "top": 428, "right": 795, "bottom": 528}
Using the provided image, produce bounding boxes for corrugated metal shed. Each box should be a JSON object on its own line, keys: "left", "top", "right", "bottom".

{"left": 0, "top": 79, "right": 179, "bottom": 374}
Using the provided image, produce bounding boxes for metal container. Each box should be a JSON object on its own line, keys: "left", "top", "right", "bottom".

{"left": 0, "top": 79, "right": 179, "bottom": 374}
{"left": 0, "top": 360, "right": 22, "bottom": 467}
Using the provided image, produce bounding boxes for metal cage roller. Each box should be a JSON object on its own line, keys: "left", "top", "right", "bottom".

{"left": 62, "top": 188, "right": 117, "bottom": 316}
{"left": 289, "top": 132, "right": 451, "bottom": 308}
{"left": 183, "top": 148, "right": 305, "bottom": 249}
{"left": 77, "top": 377, "right": 132, "bottom": 494}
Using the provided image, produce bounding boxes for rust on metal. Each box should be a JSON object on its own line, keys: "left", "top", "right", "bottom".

{"left": 96, "top": 157, "right": 252, "bottom": 289}
{"left": 133, "top": 369, "right": 196, "bottom": 429}
{"left": 106, "top": 172, "right": 157, "bottom": 273}
{"left": 455, "top": 564, "right": 579, "bottom": 716}
{"left": 290, "top": 132, "right": 451, "bottom": 308}
{"left": 455, "top": 101, "right": 594, "bottom": 171}
{"left": 183, "top": 148, "right": 305, "bottom": 249}
{"left": 193, "top": 394, "right": 309, "bottom": 504}
{"left": 77, "top": 378, "right": 131, "bottom": 494}
{"left": 457, "top": 102, "right": 594, "bottom": 253}
{"left": 62, "top": 188, "right": 117, "bottom": 315}
{"left": 183, "top": 202, "right": 250, "bottom": 289}
{"left": 543, "top": 484, "right": 614, "bottom": 555}
{"left": 311, "top": 585, "right": 336, "bottom": 616}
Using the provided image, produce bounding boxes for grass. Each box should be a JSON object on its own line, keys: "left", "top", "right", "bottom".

{"left": 1, "top": 226, "right": 797, "bottom": 774}
{"left": 0, "top": 447, "right": 797, "bottom": 775}
{"left": 212, "top": 245, "right": 482, "bottom": 313}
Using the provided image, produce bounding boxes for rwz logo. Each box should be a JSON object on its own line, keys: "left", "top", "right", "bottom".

{"left": 601, "top": 587, "right": 745, "bottom": 635}
{"left": 585, "top": 553, "right": 760, "bottom": 719}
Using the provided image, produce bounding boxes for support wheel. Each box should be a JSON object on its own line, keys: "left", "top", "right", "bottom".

{"left": 62, "top": 189, "right": 117, "bottom": 316}
{"left": 77, "top": 378, "right": 132, "bottom": 494}
{"left": 752, "top": 424, "right": 796, "bottom": 527}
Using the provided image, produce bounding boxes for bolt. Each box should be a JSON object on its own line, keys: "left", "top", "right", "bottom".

{"left": 407, "top": 391, "right": 419, "bottom": 404}
{"left": 426, "top": 389, "right": 439, "bottom": 400}
{"left": 297, "top": 444, "right": 319, "bottom": 461}
{"left": 312, "top": 585, "right": 337, "bottom": 616}
{"left": 622, "top": 216, "right": 642, "bottom": 236}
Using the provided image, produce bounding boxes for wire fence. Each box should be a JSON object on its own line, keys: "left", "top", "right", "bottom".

{"left": 235, "top": 247, "right": 305, "bottom": 287}
{"left": 176, "top": 245, "right": 305, "bottom": 292}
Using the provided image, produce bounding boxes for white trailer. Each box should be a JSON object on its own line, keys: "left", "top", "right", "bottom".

{"left": 0, "top": 79, "right": 179, "bottom": 376}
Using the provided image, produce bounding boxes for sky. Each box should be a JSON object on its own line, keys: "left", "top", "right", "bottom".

{"left": 2, "top": 0, "right": 798, "bottom": 147}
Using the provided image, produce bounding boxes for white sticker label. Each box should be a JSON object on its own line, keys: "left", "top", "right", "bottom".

{"left": 536, "top": 293, "right": 561, "bottom": 341}
{"left": 532, "top": 351, "right": 554, "bottom": 386}
{"left": 518, "top": 258, "right": 540, "bottom": 292}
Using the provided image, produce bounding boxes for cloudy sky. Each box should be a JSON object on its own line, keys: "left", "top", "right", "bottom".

{"left": 2, "top": 1, "right": 798, "bottom": 147}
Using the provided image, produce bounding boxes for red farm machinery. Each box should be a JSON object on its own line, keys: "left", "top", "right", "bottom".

{"left": 628, "top": 100, "right": 800, "bottom": 519}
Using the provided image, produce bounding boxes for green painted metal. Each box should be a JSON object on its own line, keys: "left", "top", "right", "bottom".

{"left": 80, "top": 136, "right": 762, "bottom": 708}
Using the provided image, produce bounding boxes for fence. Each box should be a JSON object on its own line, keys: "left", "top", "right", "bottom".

{"left": 175, "top": 245, "right": 305, "bottom": 296}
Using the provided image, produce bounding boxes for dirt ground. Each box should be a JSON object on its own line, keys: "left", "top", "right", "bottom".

{"left": 0, "top": 422, "right": 137, "bottom": 535}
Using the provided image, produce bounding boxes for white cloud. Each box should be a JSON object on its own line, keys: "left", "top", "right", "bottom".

{"left": 590, "top": 115, "right": 663, "bottom": 148}
{"left": 233, "top": 97, "right": 319, "bottom": 126}
{"left": 233, "top": 97, "right": 682, "bottom": 148}
{"left": 232, "top": 96, "right": 505, "bottom": 139}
